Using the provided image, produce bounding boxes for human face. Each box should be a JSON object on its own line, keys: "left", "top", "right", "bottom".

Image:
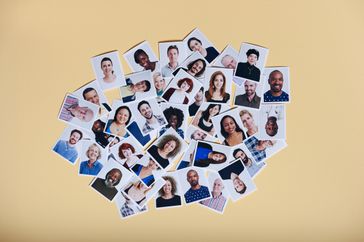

{"left": 87, "top": 145, "right": 100, "bottom": 162}
{"left": 101, "top": 60, "right": 113, "bottom": 75}
{"left": 154, "top": 76, "right": 165, "bottom": 91}
{"left": 241, "top": 113, "right": 254, "bottom": 129}
{"left": 233, "top": 177, "right": 246, "bottom": 193}
{"left": 211, "top": 153, "right": 225, "bottom": 162}
{"left": 269, "top": 72, "right": 284, "bottom": 93}
{"left": 105, "top": 170, "right": 121, "bottom": 188}
{"left": 213, "top": 74, "right": 224, "bottom": 90}
{"left": 187, "top": 170, "right": 199, "bottom": 187}
{"left": 116, "top": 108, "right": 130, "bottom": 125}
{"left": 84, "top": 90, "right": 100, "bottom": 106}
{"left": 209, "top": 105, "right": 220, "bottom": 117}
{"left": 234, "top": 150, "right": 245, "bottom": 160}
{"left": 70, "top": 106, "right": 94, "bottom": 122}
{"left": 109, "top": 138, "right": 119, "bottom": 148}
{"left": 222, "top": 55, "right": 237, "bottom": 69}
{"left": 222, "top": 117, "right": 236, "bottom": 134}
{"left": 122, "top": 148, "right": 133, "bottom": 159}
{"left": 194, "top": 89, "right": 203, "bottom": 102}
{"left": 261, "top": 140, "right": 274, "bottom": 148}
{"left": 244, "top": 81, "right": 257, "bottom": 96}
{"left": 163, "top": 140, "right": 176, "bottom": 154}
{"left": 168, "top": 115, "right": 178, "bottom": 129}
{"left": 167, "top": 49, "right": 179, "bottom": 64}
{"left": 189, "top": 60, "right": 203, "bottom": 75}
{"left": 265, "top": 120, "right": 277, "bottom": 136}
{"left": 192, "top": 130, "right": 206, "bottom": 140}
{"left": 180, "top": 81, "right": 191, "bottom": 92}
{"left": 139, "top": 104, "right": 153, "bottom": 119}
{"left": 134, "top": 81, "right": 148, "bottom": 92}
{"left": 92, "top": 120, "right": 103, "bottom": 132}
{"left": 69, "top": 132, "right": 81, "bottom": 145}
{"left": 136, "top": 53, "right": 150, "bottom": 68}
{"left": 189, "top": 40, "right": 203, "bottom": 52}
{"left": 247, "top": 54, "right": 258, "bottom": 65}
{"left": 163, "top": 180, "right": 172, "bottom": 196}
{"left": 147, "top": 159, "right": 158, "bottom": 170}
{"left": 212, "top": 178, "right": 224, "bottom": 194}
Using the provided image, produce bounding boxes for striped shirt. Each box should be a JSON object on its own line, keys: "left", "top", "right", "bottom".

{"left": 200, "top": 193, "right": 227, "bottom": 212}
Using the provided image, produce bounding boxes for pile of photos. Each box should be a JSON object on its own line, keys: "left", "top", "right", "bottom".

{"left": 53, "top": 28, "right": 290, "bottom": 219}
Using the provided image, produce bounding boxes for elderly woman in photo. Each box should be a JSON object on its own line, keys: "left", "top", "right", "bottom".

{"left": 118, "top": 142, "right": 143, "bottom": 169}
{"left": 220, "top": 115, "right": 246, "bottom": 146}
{"left": 205, "top": 71, "right": 230, "bottom": 103}
{"left": 124, "top": 181, "right": 152, "bottom": 206}
{"left": 134, "top": 49, "right": 159, "bottom": 72}
{"left": 101, "top": 57, "right": 117, "bottom": 83}
{"left": 159, "top": 107, "right": 185, "bottom": 138}
{"left": 153, "top": 72, "right": 166, "bottom": 96}
{"left": 132, "top": 159, "right": 160, "bottom": 187}
{"left": 187, "top": 37, "right": 219, "bottom": 63}
{"left": 162, "top": 78, "right": 194, "bottom": 104}
{"left": 105, "top": 106, "right": 131, "bottom": 137}
{"left": 192, "top": 104, "right": 221, "bottom": 136}
{"left": 79, "top": 143, "right": 103, "bottom": 176}
{"left": 156, "top": 176, "right": 181, "bottom": 208}
{"left": 239, "top": 110, "right": 258, "bottom": 137}
{"left": 148, "top": 134, "right": 182, "bottom": 169}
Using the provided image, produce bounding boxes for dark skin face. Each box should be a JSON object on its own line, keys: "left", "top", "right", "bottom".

{"left": 168, "top": 114, "right": 178, "bottom": 129}
{"left": 136, "top": 53, "right": 155, "bottom": 70}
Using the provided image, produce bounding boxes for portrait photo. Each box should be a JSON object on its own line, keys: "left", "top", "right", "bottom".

{"left": 211, "top": 107, "right": 247, "bottom": 146}
{"left": 120, "top": 70, "right": 156, "bottom": 103}
{"left": 78, "top": 141, "right": 107, "bottom": 177}
{"left": 162, "top": 69, "right": 202, "bottom": 106}
{"left": 176, "top": 140, "right": 197, "bottom": 170}
{"left": 146, "top": 127, "right": 187, "bottom": 170}
{"left": 244, "top": 136, "right": 287, "bottom": 163}
{"left": 72, "top": 80, "right": 111, "bottom": 117}
{"left": 91, "top": 50, "right": 126, "bottom": 91}
{"left": 159, "top": 102, "right": 188, "bottom": 139}
{"left": 236, "top": 107, "right": 259, "bottom": 138}
{"left": 172, "top": 51, "right": 208, "bottom": 81}
{"left": 234, "top": 79, "right": 264, "bottom": 109}
{"left": 199, "top": 171, "right": 229, "bottom": 214}
{"left": 115, "top": 192, "right": 147, "bottom": 220}
{"left": 183, "top": 28, "right": 219, "bottom": 63}
{"left": 203, "top": 67, "right": 233, "bottom": 104}
{"left": 232, "top": 143, "right": 266, "bottom": 178}
{"left": 218, "top": 158, "right": 256, "bottom": 201}
{"left": 58, "top": 93, "right": 99, "bottom": 131}
{"left": 185, "top": 125, "right": 216, "bottom": 144}
{"left": 178, "top": 166, "right": 211, "bottom": 204}
{"left": 153, "top": 72, "right": 172, "bottom": 97}
{"left": 123, "top": 41, "right": 160, "bottom": 73}
{"left": 234, "top": 43, "right": 269, "bottom": 83}
{"left": 90, "top": 159, "right": 133, "bottom": 202}
{"left": 158, "top": 41, "right": 187, "bottom": 78}
{"left": 262, "top": 67, "right": 290, "bottom": 103}
{"left": 155, "top": 172, "right": 183, "bottom": 209}
{"left": 91, "top": 116, "right": 115, "bottom": 148}
{"left": 257, "top": 104, "right": 286, "bottom": 140}
{"left": 130, "top": 154, "right": 165, "bottom": 187}
{"left": 104, "top": 100, "right": 131, "bottom": 138}
{"left": 211, "top": 45, "right": 238, "bottom": 69}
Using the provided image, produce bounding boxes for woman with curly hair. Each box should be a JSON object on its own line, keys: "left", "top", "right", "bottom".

{"left": 159, "top": 106, "right": 185, "bottom": 138}
{"left": 162, "top": 77, "right": 194, "bottom": 104}
{"left": 156, "top": 176, "right": 181, "bottom": 208}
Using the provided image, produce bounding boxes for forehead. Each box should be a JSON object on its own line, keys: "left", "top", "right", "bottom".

{"left": 270, "top": 71, "right": 283, "bottom": 79}
{"left": 187, "top": 170, "right": 198, "bottom": 176}
{"left": 140, "top": 103, "right": 150, "bottom": 109}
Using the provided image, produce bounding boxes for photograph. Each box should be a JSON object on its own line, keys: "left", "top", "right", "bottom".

{"left": 158, "top": 41, "right": 187, "bottom": 77}
{"left": 90, "top": 159, "right": 133, "bottom": 202}
{"left": 123, "top": 41, "right": 160, "bottom": 73}
{"left": 232, "top": 143, "right": 266, "bottom": 178}
{"left": 130, "top": 154, "right": 165, "bottom": 187}
{"left": 159, "top": 103, "right": 188, "bottom": 139}
{"left": 115, "top": 192, "right": 148, "bottom": 220}
{"left": 178, "top": 166, "right": 211, "bottom": 204}
{"left": 176, "top": 140, "right": 197, "bottom": 170}
{"left": 203, "top": 67, "right": 233, "bottom": 104}
{"left": 236, "top": 107, "right": 259, "bottom": 138}
{"left": 199, "top": 171, "right": 229, "bottom": 214}
{"left": 244, "top": 136, "right": 287, "bottom": 163}
{"left": 162, "top": 69, "right": 202, "bottom": 105}
{"left": 58, "top": 93, "right": 99, "bottom": 130}
{"left": 234, "top": 43, "right": 269, "bottom": 83}
{"left": 183, "top": 28, "right": 219, "bottom": 63}
{"left": 211, "top": 108, "right": 247, "bottom": 146}
{"left": 153, "top": 72, "right": 172, "bottom": 97}
{"left": 211, "top": 45, "right": 238, "bottom": 69}
{"left": 91, "top": 116, "right": 115, "bottom": 148}
{"left": 91, "top": 50, "right": 126, "bottom": 91}
{"left": 78, "top": 141, "right": 107, "bottom": 177}
{"left": 72, "top": 80, "right": 111, "bottom": 117}
{"left": 262, "top": 67, "right": 290, "bottom": 103}
{"left": 155, "top": 172, "right": 183, "bottom": 209}
{"left": 188, "top": 86, "right": 204, "bottom": 117}
{"left": 218, "top": 158, "right": 256, "bottom": 202}
{"left": 257, "top": 104, "right": 286, "bottom": 140}
{"left": 234, "top": 79, "right": 264, "bottom": 109}
{"left": 192, "top": 140, "right": 233, "bottom": 171}
{"left": 146, "top": 127, "right": 187, "bottom": 170}
{"left": 104, "top": 100, "right": 131, "bottom": 138}
{"left": 185, "top": 125, "right": 216, "bottom": 144}
{"left": 172, "top": 51, "right": 208, "bottom": 82}
{"left": 120, "top": 70, "right": 156, "bottom": 103}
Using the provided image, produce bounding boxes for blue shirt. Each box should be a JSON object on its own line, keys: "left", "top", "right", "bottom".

{"left": 53, "top": 140, "right": 78, "bottom": 163}
{"left": 263, "top": 90, "right": 289, "bottom": 102}
{"left": 126, "top": 121, "right": 151, "bottom": 146}
{"left": 132, "top": 164, "right": 155, "bottom": 186}
{"left": 79, "top": 160, "right": 103, "bottom": 176}
{"left": 184, "top": 185, "right": 210, "bottom": 203}
{"left": 194, "top": 146, "right": 212, "bottom": 162}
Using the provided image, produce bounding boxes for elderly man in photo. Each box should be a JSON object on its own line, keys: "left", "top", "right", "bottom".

{"left": 235, "top": 80, "right": 261, "bottom": 109}
{"left": 53, "top": 129, "right": 83, "bottom": 163}
{"left": 162, "top": 45, "right": 179, "bottom": 77}
{"left": 91, "top": 168, "right": 123, "bottom": 201}
{"left": 200, "top": 178, "right": 227, "bottom": 212}
{"left": 184, "top": 169, "right": 210, "bottom": 203}
{"left": 137, "top": 100, "right": 166, "bottom": 134}
{"left": 263, "top": 70, "right": 289, "bottom": 102}
{"left": 221, "top": 54, "right": 237, "bottom": 69}
{"left": 59, "top": 95, "right": 94, "bottom": 123}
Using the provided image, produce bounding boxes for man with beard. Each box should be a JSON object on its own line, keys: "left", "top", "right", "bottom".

{"left": 137, "top": 100, "right": 166, "bottom": 134}
{"left": 91, "top": 168, "right": 122, "bottom": 201}
{"left": 235, "top": 80, "right": 261, "bottom": 109}
{"left": 233, "top": 148, "right": 265, "bottom": 178}
{"left": 53, "top": 129, "right": 83, "bottom": 164}
{"left": 264, "top": 70, "right": 289, "bottom": 102}
{"left": 184, "top": 169, "right": 210, "bottom": 203}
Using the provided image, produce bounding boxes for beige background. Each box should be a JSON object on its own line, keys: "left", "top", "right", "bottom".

{"left": 1, "top": 0, "right": 364, "bottom": 241}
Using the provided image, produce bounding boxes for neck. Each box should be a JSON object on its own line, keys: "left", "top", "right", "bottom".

{"left": 212, "top": 192, "right": 221, "bottom": 198}
{"left": 163, "top": 193, "right": 173, "bottom": 199}
{"left": 146, "top": 116, "right": 156, "bottom": 124}
{"left": 169, "top": 62, "right": 177, "bottom": 69}
{"left": 247, "top": 92, "right": 255, "bottom": 101}
{"left": 191, "top": 184, "right": 201, "bottom": 190}
{"left": 271, "top": 90, "right": 283, "bottom": 97}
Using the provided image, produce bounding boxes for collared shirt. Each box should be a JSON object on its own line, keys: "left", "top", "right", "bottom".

{"left": 59, "top": 96, "right": 79, "bottom": 122}
{"left": 120, "top": 202, "right": 146, "bottom": 217}
{"left": 53, "top": 140, "right": 78, "bottom": 163}
{"left": 161, "top": 62, "right": 179, "bottom": 77}
{"left": 244, "top": 136, "right": 266, "bottom": 163}
{"left": 184, "top": 185, "right": 210, "bottom": 203}
{"left": 142, "top": 115, "right": 166, "bottom": 134}
{"left": 200, "top": 193, "right": 227, "bottom": 212}
{"left": 235, "top": 93, "right": 261, "bottom": 109}
{"left": 79, "top": 160, "right": 103, "bottom": 176}
{"left": 264, "top": 90, "right": 289, "bottom": 102}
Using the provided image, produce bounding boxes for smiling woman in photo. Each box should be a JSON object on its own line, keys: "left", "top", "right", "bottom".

{"left": 156, "top": 176, "right": 181, "bottom": 208}
{"left": 205, "top": 71, "right": 230, "bottom": 103}
{"left": 79, "top": 143, "right": 103, "bottom": 176}
{"left": 220, "top": 115, "right": 246, "bottom": 146}
{"left": 192, "top": 104, "right": 221, "bottom": 136}
{"left": 148, "top": 134, "right": 182, "bottom": 169}
{"left": 162, "top": 78, "right": 194, "bottom": 104}
{"left": 100, "top": 57, "right": 117, "bottom": 83}
{"left": 105, "top": 106, "right": 131, "bottom": 137}
{"left": 187, "top": 37, "right": 219, "bottom": 63}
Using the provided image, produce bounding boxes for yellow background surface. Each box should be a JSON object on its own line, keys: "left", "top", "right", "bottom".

{"left": 1, "top": 0, "right": 364, "bottom": 241}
